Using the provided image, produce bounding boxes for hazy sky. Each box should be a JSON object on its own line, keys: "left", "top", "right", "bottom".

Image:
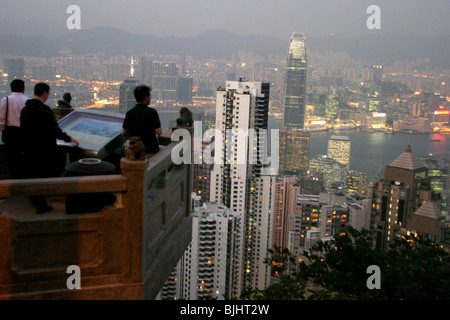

{"left": 0, "top": 0, "right": 448, "bottom": 40}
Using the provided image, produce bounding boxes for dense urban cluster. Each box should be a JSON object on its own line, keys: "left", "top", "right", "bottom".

{"left": 1, "top": 30, "right": 449, "bottom": 300}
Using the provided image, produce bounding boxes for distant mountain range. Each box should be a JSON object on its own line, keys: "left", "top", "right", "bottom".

{"left": 1, "top": 27, "right": 448, "bottom": 67}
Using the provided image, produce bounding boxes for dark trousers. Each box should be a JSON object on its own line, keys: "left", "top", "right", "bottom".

{"left": 4, "top": 141, "right": 26, "bottom": 179}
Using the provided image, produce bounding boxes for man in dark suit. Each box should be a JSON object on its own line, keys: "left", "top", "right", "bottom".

{"left": 20, "top": 82, "right": 78, "bottom": 213}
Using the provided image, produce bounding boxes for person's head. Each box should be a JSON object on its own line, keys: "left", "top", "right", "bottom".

{"left": 10, "top": 79, "right": 25, "bottom": 93}
{"left": 63, "top": 92, "right": 72, "bottom": 102}
{"left": 34, "top": 82, "right": 51, "bottom": 102}
{"left": 134, "top": 85, "right": 152, "bottom": 105}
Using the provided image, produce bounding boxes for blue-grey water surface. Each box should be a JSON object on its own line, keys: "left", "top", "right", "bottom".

{"left": 159, "top": 110, "right": 450, "bottom": 180}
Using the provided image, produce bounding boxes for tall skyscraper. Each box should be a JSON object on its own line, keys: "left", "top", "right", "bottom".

{"left": 178, "top": 76, "right": 193, "bottom": 103}
{"left": 327, "top": 135, "right": 351, "bottom": 170}
{"left": 179, "top": 51, "right": 187, "bottom": 76}
{"left": 138, "top": 55, "right": 152, "bottom": 85}
{"left": 151, "top": 62, "right": 179, "bottom": 103}
{"left": 6, "top": 58, "right": 25, "bottom": 86}
{"left": 279, "top": 32, "right": 310, "bottom": 181}
{"left": 119, "top": 76, "right": 139, "bottom": 113}
{"left": 284, "top": 32, "right": 307, "bottom": 131}
{"left": 118, "top": 57, "right": 139, "bottom": 113}
{"left": 210, "top": 79, "right": 276, "bottom": 293}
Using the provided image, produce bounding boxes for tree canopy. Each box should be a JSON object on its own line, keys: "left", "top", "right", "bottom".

{"left": 242, "top": 227, "right": 450, "bottom": 300}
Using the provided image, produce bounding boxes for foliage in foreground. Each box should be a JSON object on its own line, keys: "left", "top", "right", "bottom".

{"left": 242, "top": 227, "right": 450, "bottom": 300}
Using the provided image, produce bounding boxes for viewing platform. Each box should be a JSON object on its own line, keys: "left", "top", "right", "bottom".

{"left": 0, "top": 136, "right": 192, "bottom": 299}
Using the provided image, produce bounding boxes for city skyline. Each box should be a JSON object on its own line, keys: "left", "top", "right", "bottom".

{"left": 0, "top": 0, "right": 449, "bottom": 302}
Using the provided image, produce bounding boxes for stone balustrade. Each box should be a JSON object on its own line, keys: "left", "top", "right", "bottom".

{"left": 0, "top": 139, "right": 192, "bottom": 300}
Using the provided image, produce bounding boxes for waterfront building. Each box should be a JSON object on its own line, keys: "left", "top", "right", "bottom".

{"left": 210, "top": 80, "right": 276, "bottom": 293}
{"left": 393, "top": 117, "right": 432, "bottom": 133}
{"left": 327, "top": 135, "right": 351, "bottom": 170}
{"left": 371, "top": 112, "right": 387, "bottom": 129}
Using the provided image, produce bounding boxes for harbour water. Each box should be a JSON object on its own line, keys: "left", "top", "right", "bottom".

{"left": 308, "top": 128, "right": 450, "bottom": 180}
{"left": 159, "top": 110, "right": 450, "bottom": 181}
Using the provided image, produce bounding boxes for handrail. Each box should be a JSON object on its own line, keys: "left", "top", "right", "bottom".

{"left": 147, "top": 141, "right": 180, "bottom": 182}
{"left": 0, "top": 175, "right": 127, "bottom": 198}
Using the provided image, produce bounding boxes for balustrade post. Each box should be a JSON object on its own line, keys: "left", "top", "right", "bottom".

{"left": 120, "top": 158, "right": 146, "bottom": 286}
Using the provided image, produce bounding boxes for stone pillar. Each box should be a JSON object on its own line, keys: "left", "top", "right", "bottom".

{"left": 120, "top": 158, "right": 146, "bottom": 287}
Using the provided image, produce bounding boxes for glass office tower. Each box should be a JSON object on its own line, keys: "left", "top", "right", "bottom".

{"left": 284, "top": 32, "right": 307, "bottom": 130}
{"left": 279, "top": 32, "right": 310, "bottom": 181}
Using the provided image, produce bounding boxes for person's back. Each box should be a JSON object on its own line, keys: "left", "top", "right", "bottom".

{"left": 21, "top": 82, "right": 76, "bottom": 178}
{"left": 0, "top": 79, "right": 29, "bottom": 178}
{"left": 19, "top": 82, "right": 78, "bottom": 214}
{"left": 0, "top": 80, "right": 29, "bottom": 132}
{"left": 122, "top": 85, "right": 162, "bottom": 155}
{"left": 124, "top": 105, "right": 160, "bottom": 154}
{"left": 21, "top": 98, "right": 60, "bottom": 153}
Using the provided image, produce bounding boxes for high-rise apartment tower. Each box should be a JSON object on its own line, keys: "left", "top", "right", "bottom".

{"left": 210, "top": 80, "right": 276, "bottom": 293}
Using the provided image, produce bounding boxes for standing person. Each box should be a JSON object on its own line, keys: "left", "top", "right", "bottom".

{"left": 122, "top": 85, "right": 162, "bottom": 156}
{"left": 0, "top": 79, "right": 29, "bottom": 179}
{"left": 20, "top": 82, "right": 78, "bottom": 214}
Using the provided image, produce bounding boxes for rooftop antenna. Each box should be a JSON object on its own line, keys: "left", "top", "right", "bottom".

{"left": 130, "top": 56, "right": 134, "bottom": 77}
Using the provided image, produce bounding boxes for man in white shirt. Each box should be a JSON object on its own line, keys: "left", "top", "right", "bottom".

{"left": 0, "top": 79, "right": 29, "bottom": 178}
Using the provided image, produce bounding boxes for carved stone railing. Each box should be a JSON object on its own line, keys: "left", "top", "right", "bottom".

{"left": 0, "top": 138, "right": 192, "bottom": 300}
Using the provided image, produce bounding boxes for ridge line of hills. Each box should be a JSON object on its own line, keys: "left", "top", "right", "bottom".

{"left": 0, "top": 27, "right": 448, "bottom": 67}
